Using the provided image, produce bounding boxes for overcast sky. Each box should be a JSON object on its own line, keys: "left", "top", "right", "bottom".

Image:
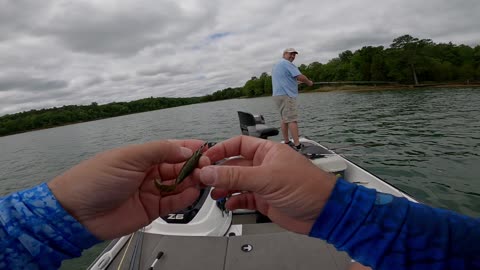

{"left": 1, "top": 0, "right": 479, "bottom": 116}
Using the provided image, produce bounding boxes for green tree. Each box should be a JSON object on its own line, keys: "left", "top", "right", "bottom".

{"left": 390, "top": 35, "right": 433, "bottom": 85}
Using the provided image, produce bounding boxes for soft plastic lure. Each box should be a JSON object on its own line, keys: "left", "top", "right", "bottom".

{"left": 154, "top": 142, "right": 208, "bottom": 192}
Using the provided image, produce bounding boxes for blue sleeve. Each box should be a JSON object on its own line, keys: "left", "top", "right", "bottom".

{"left": 309, "top": 178, "right": 480, "bottom": 270}
{"left": 0, "top": 183, "right": 101, "bottom": 270}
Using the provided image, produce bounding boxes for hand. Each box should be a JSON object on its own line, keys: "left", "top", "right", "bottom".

{"left": 48, "top": 140, "right": 210, "bottom": 240}
{"left": 199, "top": 136, "right": 337, "bottom": 235}
{"left": 307, "top": 80, "right": 314, "bottom": 87}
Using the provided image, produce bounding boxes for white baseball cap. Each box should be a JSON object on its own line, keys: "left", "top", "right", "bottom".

{"left": 283, "top": 48, "right": 298, "bottom": 54}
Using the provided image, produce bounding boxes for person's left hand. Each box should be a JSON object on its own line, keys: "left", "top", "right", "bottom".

{"left": 48, "top": 140, "right": 209, "bottom": 240}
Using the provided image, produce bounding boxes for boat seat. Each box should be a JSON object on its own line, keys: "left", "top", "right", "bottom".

{"left": 237, "top": 111, "right": 279, "bottom": 139}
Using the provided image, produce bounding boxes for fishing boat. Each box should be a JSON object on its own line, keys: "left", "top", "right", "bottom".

{"left": 88, "top": 111, "right": 416, "bottom": 270}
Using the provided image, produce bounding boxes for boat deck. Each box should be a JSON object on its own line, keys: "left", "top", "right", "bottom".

{"left": 103, "top": 223, "right": 352, "bottom": 270}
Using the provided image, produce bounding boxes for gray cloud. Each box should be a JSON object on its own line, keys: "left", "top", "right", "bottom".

{"left": 83, "top": 77, "right": 105, "bottom": 88}
{"left": 110, "top": 74, "right": 130, "bottom": 81}
{"left": 0, "top": 1, "right": 52, "bottom": 42}
{"left": 136, "top": 63, "right": 193, "bottom": 77}
{"left": 34, "top": 1, "right": 218, "bottom": 56}
{"left": 0, "top": 73, "right": 69, "bottom": 92}
{"left": 0, "top": 0, "right": 479, "bottom": 116}
{"left": 137, "top": 68, "right": 168, "bottom": 77}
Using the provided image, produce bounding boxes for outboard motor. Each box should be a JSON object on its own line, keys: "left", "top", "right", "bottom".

{"left": 237, "top": 111, "right": 279, "bottom": 139}
{"left": 145, "top": 112, "right": 277, "bottom": 237}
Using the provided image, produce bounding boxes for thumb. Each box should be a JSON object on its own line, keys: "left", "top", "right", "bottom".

{"left": 200, "top": 165, "right": 267, "bottom": 193}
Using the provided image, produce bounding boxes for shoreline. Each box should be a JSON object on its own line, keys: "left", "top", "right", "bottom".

{"left": 305, "top": 83, "right": 480, "bottom": 93}
{"left": 2, "top": 84, "right": 479, "bottom": 138}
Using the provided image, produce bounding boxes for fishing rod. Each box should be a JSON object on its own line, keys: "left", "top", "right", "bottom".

{"left": 312, "top": 81, "right": 397, "bottom": 85}
{"left": 334, "top": 154, "right": 429, "bottom": 158}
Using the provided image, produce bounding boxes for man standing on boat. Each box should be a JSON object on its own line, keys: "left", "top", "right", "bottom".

{"left": 272, "top": 48, "right": 313, "bottom": 150}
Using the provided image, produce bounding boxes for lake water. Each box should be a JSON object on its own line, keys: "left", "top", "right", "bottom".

{"left": 1, "top": 87, "right": 479, "bottom": 269}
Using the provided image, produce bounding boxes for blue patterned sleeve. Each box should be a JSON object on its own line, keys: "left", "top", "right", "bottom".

{"left": 309, "top": 178, "right": 480, "bottom": 270}
{"left": 0, "top": 183, "right": 101, "bottom": 270}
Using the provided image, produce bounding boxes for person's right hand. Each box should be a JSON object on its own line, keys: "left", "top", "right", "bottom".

{"left": 307, "top": 80, "right": 314, "bottom": 87}
{"left": 199, "top": 136, "right": 337, "bottom": 235}
{"left": 48, "top": 139, "right": 209, "bottom": 240}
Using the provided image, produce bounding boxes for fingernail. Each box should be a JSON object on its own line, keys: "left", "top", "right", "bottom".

{"left": 200, "top": 166, "right": 216, "bottom": 185}
{"left": 180, "top": 147, "right": 193, "bottom": 158}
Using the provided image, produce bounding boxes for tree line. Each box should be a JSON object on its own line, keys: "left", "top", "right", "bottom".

{"left": 1, "top": 35, "right": 479, "bottom": 136}
{"left": 219, "top": 34, "right": 480, "bottom": 98}
{"left": 0, "top": 97, "right": 203, "bottom": 136}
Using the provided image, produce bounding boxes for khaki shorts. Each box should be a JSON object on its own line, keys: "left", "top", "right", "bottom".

{"left": 273, "top": 96, "right": 298, "bottom": 123}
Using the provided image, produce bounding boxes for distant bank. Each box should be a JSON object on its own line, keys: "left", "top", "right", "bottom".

{"left": 1, "top": 84, "right": 479, "bottom": 138}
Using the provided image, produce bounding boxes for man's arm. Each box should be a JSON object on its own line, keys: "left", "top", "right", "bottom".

{"left": 0, "top": 183, "right": 100, "bottom": 269}
{"left": 296, "top": 74, "right": 313, "bottom": 86}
